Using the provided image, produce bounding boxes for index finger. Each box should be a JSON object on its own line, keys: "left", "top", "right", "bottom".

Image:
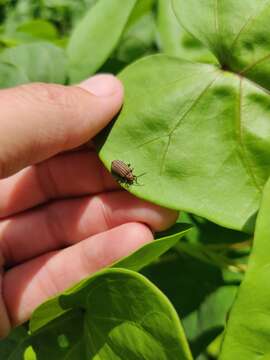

{"left": 0, "top": 75, "right": 123, "bottom": 179}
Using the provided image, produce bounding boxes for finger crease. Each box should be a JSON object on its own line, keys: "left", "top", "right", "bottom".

{"left": 40, "top": 258, "right": 60, "bottom": 296}
{"left": 46, "top": 206, "right": 69, "bottom": 248}
{"left": 0, "top": 228, "right": 14, "bottom": 266}
{"left": 37, "top": 161, "right": 59, "bottom": 201}
{"left": 0, "top": 249, "right": 6, "bottom": 268}
{"left": 80, "top": 239, "right": 105, "bottom": 272}
{"left": 96, "top": 196, "right": 112, "bottom": 230}
{"left": 98, "top": 160, "right": 107, "bottom": 191}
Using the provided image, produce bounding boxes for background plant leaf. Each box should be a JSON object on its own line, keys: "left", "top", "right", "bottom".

{"left": 143, "top": 251, "right": 239, "bottom": 360}
{"left": 0, "top": 61, "right": 29, "bottom": 88}
{"left": 220, "top": 178, "right": 270, "bottom": 359}
{"left": 67, "top": 0, "right": 137, "bottom": 83}
{"left": 0, "top": 42, "right": 67, "bottom": 84}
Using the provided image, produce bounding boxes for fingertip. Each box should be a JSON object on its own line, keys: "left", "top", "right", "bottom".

{"left": 153, "top": 209, "right": 179, "bottom": 232}
{"left": 121, "top": 222, "right": 154, "bottom": 250}
{"left": 78, "top": 74, "right": 124, "bottom": 116}
{"left": 79, "top": 74, "right": 124, "bottom": 99}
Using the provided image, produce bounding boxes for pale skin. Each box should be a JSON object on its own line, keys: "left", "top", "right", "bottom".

{"left": 0, "top": 74, "right": 178, "bottom": 338}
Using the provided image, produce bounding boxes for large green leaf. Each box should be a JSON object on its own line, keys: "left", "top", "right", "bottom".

{"left": 172, "top": 0, "right": 270, "bottom": 90}
{"left": 29, "top": 269, "right": 193, "bottom": 360}
{"left": 220, "top": 178, "right": 270, "bottom": 359}
{"left": 99, "top": 55, "right": 270, "bottom": 231}
{"left": 157, "top": 0, "right": 216, "bottom": 64}
{"left": 0, "top": 42, "right": 67, "bottom": 84}
{"left": 67, "top": 0, "right": 137, "bottom": 83}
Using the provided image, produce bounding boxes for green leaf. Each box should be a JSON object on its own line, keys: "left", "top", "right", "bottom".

{"left": 16, "top": 20, "right": 59, "bottom": 41}
{"left": 125, "top": 0, "right": 154, "bottom": 29}
{"left": 31, "top": 309, "right": 85, "bottom": 359}
{"left": 99, "top": 54, "right": 270, "bottom": 231}
{"left": 172, "top": 0, "right": 270, "bottom": 90}
{"left": 115, "top": 12, "right": 156, "bottom": 64}
{"left": 143, "top": 252, "right": 238, "bottom": 358}
{"left": 157, "top": 0, "right": 217, "bottom": 64}
{"left": 0, "top": 61, "right": 29, "bottom": 88}
{"left": 0, "top": 42, "right": 67, "bottom": 84}
{"left": 177, "top": 214, "right": 250, "bottom": 272}
{"left": 180, "top": 213, "right": 250, "bottom": 246}
{"left": 30, "top": 269, "right": 193, "bottom": 360}
{"left": 220, "top": 178, "right": 270, "bottom": 359}
{"left": 67, "top": 0, "right": 137, "bottom": 83}
{"left": 0, "top": 325, "right": 30, "bottom": 359}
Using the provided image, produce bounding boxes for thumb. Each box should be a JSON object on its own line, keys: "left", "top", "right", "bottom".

{"left": 0, "top": 74, "right": 123, "bottom": 179}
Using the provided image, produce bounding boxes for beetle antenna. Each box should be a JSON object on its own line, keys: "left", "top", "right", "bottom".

{"left": 134, "top": 173, "right": 146, "bottom": 186}
{"left": 136, "top": 172, "right": 146, "bottom": 178}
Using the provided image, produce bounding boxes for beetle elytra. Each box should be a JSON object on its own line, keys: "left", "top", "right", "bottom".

{"left": 111, "top": 160, "right": 145, "bottom": 185}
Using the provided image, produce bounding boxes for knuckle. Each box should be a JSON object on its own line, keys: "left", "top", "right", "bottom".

{"left": 15, "top": 83, "right": 84, "bottom": 113}
{"left": 23, "top": 83, "right": 70, "bottom": 108}
{"left": 95, "top": 195, "right": 112, "bottom": 230}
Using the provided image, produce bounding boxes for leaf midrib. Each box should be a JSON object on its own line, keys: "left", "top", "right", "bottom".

{"left": 159, "top": 74, "right": 220, "bottom": 174}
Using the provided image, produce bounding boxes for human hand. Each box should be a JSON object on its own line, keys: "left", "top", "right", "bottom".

{"left": 0, "top": 75, "right": 178, "bottom": 338}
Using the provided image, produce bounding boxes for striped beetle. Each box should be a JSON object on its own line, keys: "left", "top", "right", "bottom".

{"left": 111, "top": 160, "right": 145, "bottom": 185}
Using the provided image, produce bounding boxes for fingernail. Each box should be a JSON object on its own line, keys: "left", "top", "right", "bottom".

{"left": 79, "top": 74, "right": 121, "bottom": 97}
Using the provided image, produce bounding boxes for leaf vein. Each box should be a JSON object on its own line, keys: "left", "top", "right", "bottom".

{"left": 159, "top": 75, "right": 220, "bottom": 174}
{"left": 240, "top": 52, "right": 270, "bottom": 75}
{"left": 229, "top": 0, "right": 270, "bottom": 52}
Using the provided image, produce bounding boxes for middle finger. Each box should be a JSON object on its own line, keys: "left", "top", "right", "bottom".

{"left": 0, "top": 191, "right": 177, "bottom": 266}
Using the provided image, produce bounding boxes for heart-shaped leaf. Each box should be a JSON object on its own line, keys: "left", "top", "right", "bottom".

{"left": 157, "top": 0, "right": 217, "bottom": 64}
{"left": 220, "top": 178, "right": 270, "bottom": 359}
{"left": 29, "top": 269, "right": 193, "bottom": 360}
{"left": 172, "top": 0, "right": 270, "bottom": 90}
{"left": 99, "top": 55, "right": 270, "bottom": 231}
